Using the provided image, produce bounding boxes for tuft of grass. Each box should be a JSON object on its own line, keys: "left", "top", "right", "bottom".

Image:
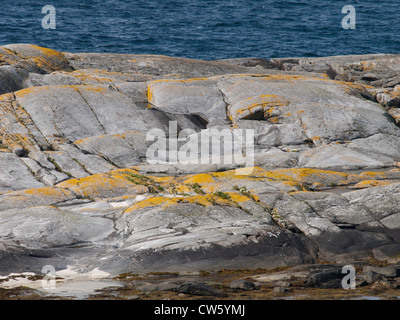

{"left": 213, "top": 191, "right": 231, "bottom": 200}
{"left": 48, "top": 156, "right": 72, "bottom": 177}
{"left": 234, "top": 185, "right": 257, "bottom": 201}
{"left": 123, "top": 172, "right": 164, "bottom": 194}
{"left": 192, "top": 182, "right": 205, "bottom": 194}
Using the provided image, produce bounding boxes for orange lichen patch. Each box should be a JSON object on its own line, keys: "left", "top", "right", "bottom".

{"left": 152, "top": 176, "right": 176, "bottom": 185}
{"left": 0, "top": 187, "right": 75, "bottom": 207}
{"left": 183, "top": 194, "right": 215, "bottom": 207}
{"left": 0, "top": 132, "right": 37, "bottom": 155}
{"left": 281, "top": 180, "right": 305, "bottom": 191}
{"left": 195, "top": 166, "right": 396, "bottom": 190}
{"left": 354, "top": 61, "right": 377, "bottom": 72}
{"left": 210, "top": 168, "right": 260, "bottom": 180}
{"left": 356, "top": 171, "right": 392, "bottom": 182}
{"left": 124, "top": 189, "right": 255, "bottom": 213}
{"left": 68, "top": 69, "right": 130, "bottom": 85}
{"left": 392, "top": 91, "right": 400, "bottom": 98}
{"left": 349, "top": 180, "right": 392, "bottom": 189}
{"left": 0, "top": 92, "right": 13, "bottom": 103}
{"left": 183, "top": 173, "right": 216, "bottom": 186}
{"left": 14, "top": 86, "right": 50, "bottom": 99}
{"left": 210, "top": 167, "right": 345, "bottom": 188}
{"left": 22, "top": 187, "right": 73, "bottom": 197}
{"left": 180, "top": 193, "right": 234, "bottom": 207}
{"left": 228, "top": 95, "right": 290, "bottom": 122}
{"left": 171, "top": 183, "right": 193, "bottom": 195}
{"left": 259, "top": 168, "right": 349, "bottom": 186}
{"left": 20, "top": 45, "right": 70, "bottom": 71}
{"left": 147, "top": 86, "right": 154, "bottom": 103}
{"left": 124, "top": 197, "right": 180, "bottom": 213}
{"left": 261, "top": 74, "right": 312, "bottom": 82}
{"left": 226, "top": 192, "right": 252, "bottom": 203}
{"left": 147, "top": 77, "right": 213, "bottom": 103}
{"left": 72, "top": 85, "right": 109, "bottom": 94}
{"left": 28, "top": 45, "right": 65, "bottom": 59}
{"left": 332, "top": 80, "right": 374, "bottom": 93}
{"left": 149, "top": 77, "right": 210, "bottom": 84}
{"left": 15, "top": 84, "right": 109, "bottom": 100}
{"left": 158, "top": 173, "right": 222, "bottom": 194}
{"left": 57, "top": 173, "right": 148, "bottom": 199}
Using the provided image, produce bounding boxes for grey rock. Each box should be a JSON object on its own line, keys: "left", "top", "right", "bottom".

{"left": 133, "top": 280, "right": 181, "bottom": 292}
{"left": 0, "top": 153, "right": 44, "bottom": 191}
{"left": 14, "top": 147, "right": 28, "bottom": 157}
{"left": 363, "top": 266, "right": 400, "bottom": 278}
{"left": 372, "top": 244, "right": 400, "bottom": 261}
{"left": 230, "top": 279, "right": 258, "bottom": 291}
{"left": 2, "top": 45, "right": 400, "bottom": 279}
{"left": 74, "top": 134, "right": 141, "bottom": 168}
{"left": 306, "top": 266, "right": 343, "bottom": 289}
{"left": 0, "top": 205, "right": 114, "bottom": 249}
{"left": 376, "top": 92, "right": 400, "bottom": 108}
{"left": 63, "top": 52, "right": 265, "bottom": 79}
{"left": 364, "top": 271, "right": 385, "bottom": 284}
{"left": 177, "top": 282, "right": 226, "bottom": 297}
{"left": 273, "top": 286, "right": 289, "bottom": 293}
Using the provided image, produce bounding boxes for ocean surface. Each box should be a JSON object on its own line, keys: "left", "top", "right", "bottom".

{"left": 0, "top": 0, "right": 399, "bottom": 60}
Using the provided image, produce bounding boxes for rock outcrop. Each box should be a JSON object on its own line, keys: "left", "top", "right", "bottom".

{"left": 1, "top": 44, "right": 400, "bottom": 278}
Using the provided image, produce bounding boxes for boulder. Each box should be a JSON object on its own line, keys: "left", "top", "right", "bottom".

{"left": 177, "top": 282, "right": 226, "bottom": 297}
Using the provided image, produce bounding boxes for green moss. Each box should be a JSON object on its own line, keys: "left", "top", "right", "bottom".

{"left": 48, "top": 156, "right": 72, "bottom": 177}
{"left": 191, "top": 182, "right": 205, "bottom": 194}
{"left": 0, "top": 143, "right": 9, "bottom": 150}
{"left": 213, "top": 191, "right": 231, "bottom": 200}
{"left": 123, "top": 172, "right": 164, "bottom": 194}
{"left": 72, "top": 157, "right": 88, "bottom": 172}
{"left": 233, "top": 185, "right": 257, "bottom": 201}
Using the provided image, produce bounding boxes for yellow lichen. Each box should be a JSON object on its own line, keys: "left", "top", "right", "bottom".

{"left": 183, "top": 173, "right": 215, "bottom": 186}
{"left": 125, "top": 197, "right": 180, "bottom": 213}
{"left": 350, "top": 180, "right": 392, "bottom": 189}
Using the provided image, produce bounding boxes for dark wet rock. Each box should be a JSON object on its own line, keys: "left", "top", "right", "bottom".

{"left": 14, "top": 147, "right": 28, "bottom": 157}
{"left": 177, "top": 282, "right": 227, "bottom": 297}
{"left": 133, "top": 280, "right": 181, "bottom": 292}
{"left": 229, "top": 279, "right": 258, "bottom": 291}
{"left": 306, "top": 266, "right": 344, "bottom": 289}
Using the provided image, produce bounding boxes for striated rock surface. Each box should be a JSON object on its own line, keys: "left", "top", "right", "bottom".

{"left": 1, "top": 44, "right": 400, "bottom": 278}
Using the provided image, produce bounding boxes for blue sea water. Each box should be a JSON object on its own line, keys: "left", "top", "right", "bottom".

{"left": 0, "top": 0, "right": 399, "bottom": 60}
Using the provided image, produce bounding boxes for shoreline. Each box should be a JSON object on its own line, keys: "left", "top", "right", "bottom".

{"left": 1, "top": 44, "right": 400, "bottom": 299}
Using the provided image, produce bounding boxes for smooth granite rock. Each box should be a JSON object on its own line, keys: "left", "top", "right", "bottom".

{"left": 0, "top": 44, "right": 400, "bottom": 277}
